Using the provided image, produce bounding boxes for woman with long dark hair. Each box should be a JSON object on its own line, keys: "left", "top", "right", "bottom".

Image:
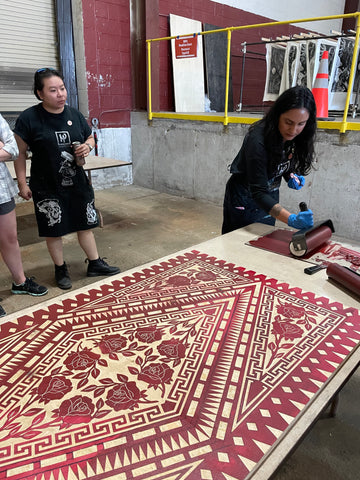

{"left": 222, "top": 86, "right": 317, "bottom": 234}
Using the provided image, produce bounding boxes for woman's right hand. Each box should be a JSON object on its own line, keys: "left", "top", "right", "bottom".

{"left": 288, "top": 210, "right": 313, "bottom": 229}
{"left": 18, "top": 184, "right": 32, "bottom": 200}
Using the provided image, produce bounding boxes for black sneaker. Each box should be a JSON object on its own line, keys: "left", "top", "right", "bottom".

{"left": 55, "top": 262, "right": 72, "bottom": 290}
{"left": 11, "top": 277, "right": 48, "bottom": 296}
{"left": 86, "top": 257, "right": 121, "bottom": 277}
{"left": 0, "top": 304, "right": 6, "bottom": 317}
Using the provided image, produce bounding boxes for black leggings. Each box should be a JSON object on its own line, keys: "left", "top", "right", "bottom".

{"left": 222, "top": 176, "right": 277, "bottom": 234}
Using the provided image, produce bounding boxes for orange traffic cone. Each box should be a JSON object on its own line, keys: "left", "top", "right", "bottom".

{"left": 312, "top": 50, "right": 329, "bottom": 120}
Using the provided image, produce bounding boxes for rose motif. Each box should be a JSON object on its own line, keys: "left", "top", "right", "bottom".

{"left": 195, "top": 271, "right": 216, "bottom": 281}
{"left": 58, "top": 395, "right": 94, "bottom": 425}
{"left": 106, "top": 381, "right": 141, "bottom": 411}
{"left": 136, "top": 326, "right": 162, "bottom": 343}
{"left": 99, "top": 334, "right": 127, "bottom": 354}
{"left": 37, "top": 376, "right": 72, "bottom": 402}
{"left": 64, "top": 348, "right": 100, "bottom": 371}
{"left": 272, "top": 319, "right": 303, "bottom": 341}
{"left": 157, "top": 339, "right": 186, "bottom": 360}
{"left": 276, "top": 303, "right": 305, "bottom": 319}
{"left": 138, "top": 363, "right": 173, "bottom": 387}
{"left": 167, "top": 275, "right": 191, "bottom": 286}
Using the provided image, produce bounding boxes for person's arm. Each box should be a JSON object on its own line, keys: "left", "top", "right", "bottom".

{"left": 0, "top": 115, "right": 19, "bottom": 162}
{"left": 269, "top": 203, "right": 291, "bottom": 223}
{"left": 271, "top": 201, "right": 313, "bottom": 229}
{"left": 14, "top": 133, "right": 32, "bottom": 200}
{"left": 85, "top": 135, "right": 95, "bottom": 153}
{"left": 245, "top": 130, "right": 313, "bottom": 229}
{"left": 245, "top": 132, "right": 284, "bottom": 215}
{"left": 0, "top": 140, "right": 12, "bottom": 162}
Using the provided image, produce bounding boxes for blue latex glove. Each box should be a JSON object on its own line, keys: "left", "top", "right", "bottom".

{"left": 287, "top": 174, "right": 305, "bottom": 190}
{"left": 288, "top": 210, "right": 314, "bottom": 229}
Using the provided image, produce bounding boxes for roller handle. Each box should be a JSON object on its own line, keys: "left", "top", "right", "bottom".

{"left": 304, "top": 264, "right": 326, "bottom": 275}
{"left": 299, "top": 202, "right": 308, "bottom": 212}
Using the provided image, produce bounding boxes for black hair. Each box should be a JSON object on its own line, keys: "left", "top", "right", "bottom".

{"left": 252, "top": 86, "right": 317, "bottom": 174}
{"left": 33, "top": 68, "right": 64, "bottom": 100}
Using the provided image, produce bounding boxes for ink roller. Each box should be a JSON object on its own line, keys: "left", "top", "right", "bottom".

{"left": 327, "top": 263, "right": 360, "bottom": 297}
{"left": 289, "top": 202, "right": 335, "bottom": 257}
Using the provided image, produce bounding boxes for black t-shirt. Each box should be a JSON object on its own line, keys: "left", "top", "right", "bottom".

{"left": 14, "top": 104, "right": 92, "bottom": 191}
{"left": 229, "top": 123, "right": 297, "bottom": 212}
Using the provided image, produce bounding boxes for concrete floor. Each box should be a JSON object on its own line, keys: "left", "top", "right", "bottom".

{"left": 1, "top": 184, "right": 359, "bottom": 479}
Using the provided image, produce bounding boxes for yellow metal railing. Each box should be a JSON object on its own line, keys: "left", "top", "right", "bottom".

{"left": 146, "top": 12, "right": 360, "bottom": 133}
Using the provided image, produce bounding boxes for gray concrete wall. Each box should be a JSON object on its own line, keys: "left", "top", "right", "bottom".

{"left": 131, "top": 112, "right": 360, "bottom": 242}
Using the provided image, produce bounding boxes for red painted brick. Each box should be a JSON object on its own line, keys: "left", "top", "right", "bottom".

{"left": 84, "top": 0, "right": 314, "bottom": 124}
{"left": 108, "top": 3, "right": 129, "bottom": 21}
{"left": 148, "top": 0, "right": 311, "bottom": 111}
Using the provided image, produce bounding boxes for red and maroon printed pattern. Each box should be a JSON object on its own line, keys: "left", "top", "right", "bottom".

{"left": 0, "top": 251, "right": 359, "bottom": 479}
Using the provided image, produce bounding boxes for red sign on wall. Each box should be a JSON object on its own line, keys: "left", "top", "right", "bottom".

{"left": 175, "top": 35, "right": 198, "bottom": 59}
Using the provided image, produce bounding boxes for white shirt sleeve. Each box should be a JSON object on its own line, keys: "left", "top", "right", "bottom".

{"left": 0, "top": 114, "right": 19, "bottom": 160}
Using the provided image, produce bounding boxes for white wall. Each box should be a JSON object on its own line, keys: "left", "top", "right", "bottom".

{"left": 210, "top": 0, "right": 347, "bottom": 33}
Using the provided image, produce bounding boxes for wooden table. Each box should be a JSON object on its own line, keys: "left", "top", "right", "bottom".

{"left": 189, "top": 224, "right": 360, "bottom": 479}
{"left": 1, "top": 224, "right": 358, "bottom": 479}
{"left": 203, "top": 224, "right": 359, "bottom": 310}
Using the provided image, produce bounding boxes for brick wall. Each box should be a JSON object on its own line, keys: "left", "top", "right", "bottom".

{"left": 82, "top": 0, "right": 132, "bottom": 128}
{"left": 149, "top": 0, "right": 313, "bottom": 111}
{"left": 80, "top": 0, "right": 327, "bottom": 126}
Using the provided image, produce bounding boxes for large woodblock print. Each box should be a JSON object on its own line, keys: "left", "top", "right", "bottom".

{"left": 0, "top": 251, "right": 359, "bottom": 479}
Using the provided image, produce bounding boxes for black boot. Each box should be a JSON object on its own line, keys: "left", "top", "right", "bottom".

{"left": 86, "top": 257, "right": 120, "bottom": 277}
{"left": 55, "top": 262, "right": 72, "bottom": 289}
{"left": 0, "top": 304, "right": 6, "bottom": 317}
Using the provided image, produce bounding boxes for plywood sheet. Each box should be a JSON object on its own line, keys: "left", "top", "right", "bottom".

{"left": 170, "top": 14, "right": 205, "bottom": 112}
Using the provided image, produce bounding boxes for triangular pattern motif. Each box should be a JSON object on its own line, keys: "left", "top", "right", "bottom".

{"left": 0, "top": 250, "right": 359, "bottom": 479}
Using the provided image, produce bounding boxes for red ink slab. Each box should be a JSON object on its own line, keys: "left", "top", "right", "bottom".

{"left": 248, "top": 229, "right": 360, "bottom": 270}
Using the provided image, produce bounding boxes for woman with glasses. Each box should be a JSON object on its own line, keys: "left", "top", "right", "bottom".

{"left": 0, "top": 114, "right": 47, "bottom": 316}
{"left": 14, "top": 68, "right": 120, "bottom": 290}
{"left": 222, "top": 86, "right": 317, "bottom": 234}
